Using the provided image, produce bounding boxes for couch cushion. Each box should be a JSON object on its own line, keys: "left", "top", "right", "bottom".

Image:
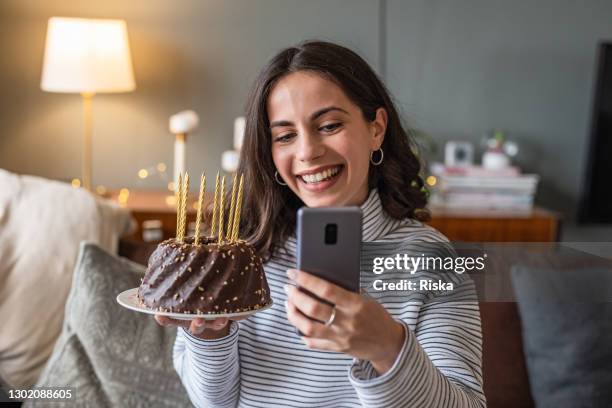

{"left": 0, "top": 170, "right": 133, "bottom": 388}
{"left": 512, "top": 265, "right": 612, "bottom": 408}
{"left": 26, "top": 243, "right": 190, "bottom": 407}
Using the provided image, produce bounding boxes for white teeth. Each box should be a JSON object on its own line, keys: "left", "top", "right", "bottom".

{"left": 300, "top": 166, "right": 341, "bottom": 184}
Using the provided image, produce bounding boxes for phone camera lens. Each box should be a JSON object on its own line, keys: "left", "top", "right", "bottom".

{"left": 324, "top": 224, "right": 337, "bottom": 245}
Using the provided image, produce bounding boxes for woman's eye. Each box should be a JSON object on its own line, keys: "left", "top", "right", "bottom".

{"left": 274, "top": 133, "right": 295, "bottom": 143}
{"left": 319, "top": 122, "right": 342, "bottom": 133}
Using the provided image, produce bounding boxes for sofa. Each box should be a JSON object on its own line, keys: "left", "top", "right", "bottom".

{"left": 0, "top": 170, "right": 133, "bottom": 391}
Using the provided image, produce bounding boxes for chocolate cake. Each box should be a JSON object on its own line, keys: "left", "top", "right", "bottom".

{"left": 137, "top": 237, "right": 271, "bottom": 315}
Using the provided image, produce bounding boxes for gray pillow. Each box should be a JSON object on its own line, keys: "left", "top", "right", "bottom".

{"left": 26, "top": 243, "right": 191, "bottom": 407}
{"left": 512, "top": 265, "right": 612, "bottom": 408}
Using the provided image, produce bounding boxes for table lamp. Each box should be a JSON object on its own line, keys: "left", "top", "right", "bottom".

{"left": 41, "top": 17, "right": 136, "bottom": 190}
{"left": 169, "top": 110, "right": 200, "bottom": 187}
{"left": 221, "top": 117, "right": 245, "bottom": 173}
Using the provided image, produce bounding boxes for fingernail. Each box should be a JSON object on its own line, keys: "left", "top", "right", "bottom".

{"left": 284, "top": 300, "right": 289, "bottom": 310}
{"left": 287, "top": 269, "right": 296, "bottom": 280}
{"left": 195, "top": 319, "right": 204, "bottom": 327}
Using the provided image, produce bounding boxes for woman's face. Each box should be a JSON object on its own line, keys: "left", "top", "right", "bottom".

{"left": 268, "top": 71, "right": 387, "bottom": 207}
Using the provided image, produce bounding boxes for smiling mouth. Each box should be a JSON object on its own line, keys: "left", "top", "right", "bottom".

{"left": 297, "top": 165, "right": 343, "bottom": 184}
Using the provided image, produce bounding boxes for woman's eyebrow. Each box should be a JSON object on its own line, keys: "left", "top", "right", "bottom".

{"left": 269, "top": 106, "right": 349, "bottom": 128}
{"left": 269, "top": 120, "right": 293, "bottom": 129}
{"left": 310, "top": 106, "right": 348, "bottom": 120}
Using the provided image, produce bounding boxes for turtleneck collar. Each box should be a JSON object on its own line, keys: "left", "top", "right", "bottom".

{"left": 359, "top": 188, "right": 398, "bottom": 241}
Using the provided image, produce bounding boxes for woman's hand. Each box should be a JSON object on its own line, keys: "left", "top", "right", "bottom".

{"left": 154, "top": 315, "right": 245, "bottom": 340}
{"left": 285, "top": 269, "right": 405, "bottom": 375}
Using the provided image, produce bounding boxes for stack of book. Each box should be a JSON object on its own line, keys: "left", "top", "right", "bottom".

{"left": 429, "top": 164, "right": 539, "bottom": 211}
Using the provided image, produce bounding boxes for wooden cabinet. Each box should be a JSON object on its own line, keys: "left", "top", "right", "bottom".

{"left": 427, "top": 206, "right": 561, "bottom": 242}
{"left": 110, "top": 190, "right": 562, "bottom": 245}
{"left": 108, "top": 190, "right": 205, "bottom": 241}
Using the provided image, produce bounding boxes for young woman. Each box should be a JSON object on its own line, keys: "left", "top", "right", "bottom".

{"left": 156, "top": 40, "right": 486, "bottom": 408}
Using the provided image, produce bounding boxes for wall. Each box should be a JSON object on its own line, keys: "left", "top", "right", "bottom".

{"left": 1, "top": 0, "right": 612, "bottom": 220}
{"left": 0, "top": 0, "right": 380, "bottom": 190}
{"left": 385, "top": 0, "right": 612, "bottom": 215}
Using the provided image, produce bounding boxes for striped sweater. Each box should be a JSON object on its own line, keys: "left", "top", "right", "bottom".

{"left": 173, "top": 189, "right": 486, "bottom": 407}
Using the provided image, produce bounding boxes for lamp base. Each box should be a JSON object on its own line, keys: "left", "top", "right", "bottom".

{"left": 81, "top": 92, "right": 95, "bottom": 190}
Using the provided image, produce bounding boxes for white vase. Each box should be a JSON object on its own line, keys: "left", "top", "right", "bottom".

{"left": 482, "top": 151, "right": 510, "bottom": 170}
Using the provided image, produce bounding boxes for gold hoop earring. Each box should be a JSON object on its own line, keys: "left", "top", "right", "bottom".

{"left": 274, "top": 171, "right": 287, "bottom": 186}
{"left": 370, "top": 148, "right": 384, "bottom": 166}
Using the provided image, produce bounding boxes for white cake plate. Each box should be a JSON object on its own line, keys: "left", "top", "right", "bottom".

{"left": 117, "top": 288, "right": 273, "bottom": 320}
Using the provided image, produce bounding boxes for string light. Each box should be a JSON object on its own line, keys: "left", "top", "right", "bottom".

{"left": 165, "top": 195, "right": 176, "bottom": 207}
{"left": 135, "top": 162, "right": 169, "bottom": 183}
{"left": 117, "top": 188, "right": 130, "bottom": 205}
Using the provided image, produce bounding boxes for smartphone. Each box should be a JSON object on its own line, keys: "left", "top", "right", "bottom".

{"left": 296, "top": 207, "right": 362, "bottom": 293}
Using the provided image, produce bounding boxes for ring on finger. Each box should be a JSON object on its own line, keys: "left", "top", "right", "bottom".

{"left": 324, "top": 306, "right": 337, "bottom": 327}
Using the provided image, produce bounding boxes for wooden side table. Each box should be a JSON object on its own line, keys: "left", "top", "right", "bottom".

{"left": 110, "top": 190, "right": 561, "bottom": 263}
{"left": 109, "top": 190, "right": 562, "bottom": 244}
{"left": 107, "top": 190, "right": 209, "bottom": 240}
{"left": 427, "top": 206, "right": 561, "bottom": 242}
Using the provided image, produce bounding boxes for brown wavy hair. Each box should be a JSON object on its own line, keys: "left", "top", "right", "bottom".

{"left": 233, "top": 40, "right": 429, "bottom": 259}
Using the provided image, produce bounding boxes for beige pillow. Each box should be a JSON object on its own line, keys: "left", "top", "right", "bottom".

{"left": 0, "top": 170, "right": 134, "bottom": 388}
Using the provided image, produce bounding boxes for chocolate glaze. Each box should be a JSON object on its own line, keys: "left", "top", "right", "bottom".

{"left": 137, "top": 237, "right": 271, "bottom": 314}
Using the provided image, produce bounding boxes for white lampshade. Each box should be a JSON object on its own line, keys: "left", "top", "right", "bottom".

{"left": 169, "top": 110, "right": 200, "bottom": 134}
{"left": 41, "top": 17, "right": 135, "bottom": 93}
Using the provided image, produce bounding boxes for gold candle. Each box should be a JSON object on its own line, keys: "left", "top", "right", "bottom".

{"left": 217, "top": 176, "right": 226, "bottom": 245}
{"left": 210, "top": 172, "right": 220, "bottom": 237}
{"left": 194, "top": 173, "right": 206, "bottom": 245}
{"left": 226, "top": 174, "right": 238, "bottom": 242}
{"left": 179, "top": 173, "right": 189, "bottom": 241}
{"left": 232, "top": 174, "right": 244, "bottom": 242}
{"left": 175, "top": 173, "right": 183, "bottom": 239}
